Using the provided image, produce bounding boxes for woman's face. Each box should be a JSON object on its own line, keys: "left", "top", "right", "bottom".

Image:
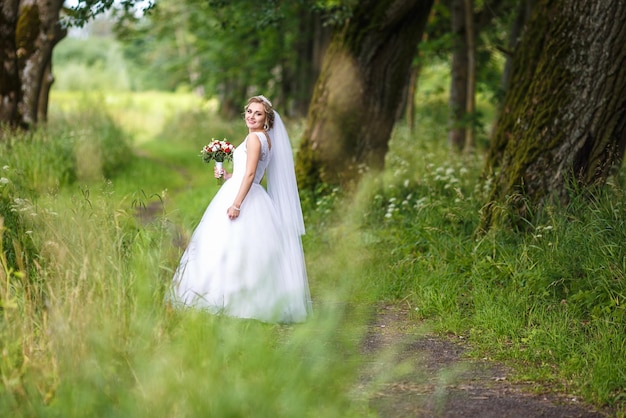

{"left": 245, "top": 102, "right": 266, "bottom": 131}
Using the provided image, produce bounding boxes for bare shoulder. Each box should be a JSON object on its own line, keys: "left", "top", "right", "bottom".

{"left": 246, "top": 133, "right": 262, "bottom": 155}
{"left": 247, "top": 132, "right": 261, "bottom": 145}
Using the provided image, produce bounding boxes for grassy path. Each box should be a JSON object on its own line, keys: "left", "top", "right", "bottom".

{"left": 131, "top": 146, "right": 614, "bottom": 417}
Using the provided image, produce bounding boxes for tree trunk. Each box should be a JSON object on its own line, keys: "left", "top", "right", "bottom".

{"left": 481, "top": 0, "right": 626, "bottom": 232}
{"left": 37, "top": 16, "right": 64, "bottom": 124}
{"left": 449, "top": 0, "right": 509, "bottom": 152}
{"left": 17, "top": 0, "right": 65, "bottom": 127}
{"left": 0, "top": 0, "right": 22, "bottom": 131}
{"left": 463, "top": 0, "right": 475, "bottom": 152}
{"left": 406, "top": 61, "right": 421, "bottom": 133}
{"left": 448, "top": 0, "right": 467, "bottom": 151}
{"left": 290, "top": 8, "right": 329, "bottom": 118}
{"left": 296, "top": 0, "right": 434, "bottom": 190}
{"left": 37, "top": 61, "right": 52, "bottom": 122}
{"left": 501, "top": 0, "right": 535, "bottom": 91}
{"left": 218, "top": 78, "right": 247, "bottom": 120}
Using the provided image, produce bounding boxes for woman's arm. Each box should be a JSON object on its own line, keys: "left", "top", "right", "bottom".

{"left": 227, "top": 133, "right": 261, "bottom": 219}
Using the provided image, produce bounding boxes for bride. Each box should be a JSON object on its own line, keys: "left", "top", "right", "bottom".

{"left": 170, "top": 95, "right": 312, "bottom": 323}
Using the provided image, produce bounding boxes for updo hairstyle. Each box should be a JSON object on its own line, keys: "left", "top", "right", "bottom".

{"left": 244, "top": 96, "right": 275, "bottom": 130}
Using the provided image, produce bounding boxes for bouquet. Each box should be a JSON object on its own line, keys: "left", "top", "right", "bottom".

{"left": 201, "top": 139, "right": 234, "bottom": 184}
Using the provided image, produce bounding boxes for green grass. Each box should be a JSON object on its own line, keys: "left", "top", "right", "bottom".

{"left": 356, "top": 103, "right": 626, "bottom": 409}
{"left": 1, "top": 89, "right": 625, "bottom": 416}
{"left": 1, "top": 94, "right": 374, "bottom": 417}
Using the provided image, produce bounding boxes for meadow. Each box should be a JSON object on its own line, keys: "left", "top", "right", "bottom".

{"left": 1, "top": 87, "right": 625, "bottom": 416}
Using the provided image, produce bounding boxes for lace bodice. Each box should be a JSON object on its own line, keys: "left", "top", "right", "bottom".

{"left": 232, "top": 132, "right": 271, "bottom": 184}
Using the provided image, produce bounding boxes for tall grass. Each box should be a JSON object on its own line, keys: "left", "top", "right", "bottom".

{"left": 0, "top": 101, "right": 374, "bottom": 417}
{"left": 1, "top": 90, "right": 625, "bottom": 416}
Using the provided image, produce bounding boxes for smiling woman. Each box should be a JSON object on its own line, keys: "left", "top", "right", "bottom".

{"left": 170, "top": 95, "right": 313, "bottom": 324}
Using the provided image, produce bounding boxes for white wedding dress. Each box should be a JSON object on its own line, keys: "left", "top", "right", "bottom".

{"left": 171, "top": 132, "right": 312, "bottom": 323}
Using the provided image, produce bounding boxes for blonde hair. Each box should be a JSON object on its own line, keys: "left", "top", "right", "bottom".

{"left": 244, "top": 96, "right": 275, "bottom": 130}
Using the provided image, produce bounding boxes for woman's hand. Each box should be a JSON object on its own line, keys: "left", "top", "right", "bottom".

{"left": 214, "top": 166, "right": 232, "bottom": 180}
{"left": 214, "top": 165, "right": 226, "bottom": 178}
{"left": 227, "top": 205, "right": 240, "bottom": 220}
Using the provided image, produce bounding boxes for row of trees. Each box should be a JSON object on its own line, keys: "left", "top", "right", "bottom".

{"left": 1, "top": 0, "right": 626, "bottom": 232}
{"left": 296, "top": 0, "right": 626, "bottom": 233}
{"left": 111, "top": 0, "right": 334, "bottom": 118}
{"left": 0, "top": 0, "right": 521, "bottom": 136}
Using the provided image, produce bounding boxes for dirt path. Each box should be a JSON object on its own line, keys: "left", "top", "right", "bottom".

{"left": 358, "top": 304, "right": 613, "bottom": 417}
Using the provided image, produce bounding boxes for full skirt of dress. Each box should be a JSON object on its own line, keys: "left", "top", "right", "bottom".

{"left": 171, "top": 178, "right": 311, "bottom": 323}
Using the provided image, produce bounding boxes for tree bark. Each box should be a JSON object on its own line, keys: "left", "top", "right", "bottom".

{"left": 0, "top": 0, "right": 22, "bottom": 130}
{"left": 38, "top": 16, "right": 65, "bottom": 123}
{"left": 17, "top": 0, "right": 65, "bottom": 127}
{"left": 449, "top": 0, "right": 509, "bottom": 152}
{"left": 448, "top": 0, "right": 468, "bottom": 151}
{"left": 481, "top": 0, "right": 626, "bottom": 231}
{"left": 37, "top": 61, "right": 53, "bottom": 122}
{"left": 463, "top": 0, "right": 475, "bottom": 152}
{"left": 296, "top": 0, "right": 434, "bottom": 190}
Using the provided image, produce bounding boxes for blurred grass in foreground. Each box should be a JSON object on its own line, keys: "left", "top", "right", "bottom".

{"left": 1, "top": 93, "right": 377, "bottom": 417}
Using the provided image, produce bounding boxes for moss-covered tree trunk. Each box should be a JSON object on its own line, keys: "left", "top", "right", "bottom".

{"left": 481, "top": 0, "right": 626, "bottom": 231}
{"left": 296, "top": 0, "right": 434, "bottom": 190}
{"left": 0, "top": 0, "right": 65, "bottom": 130}
{"left": 17, "top": 0, "right": 65, "bottom": 126}
{"left": 0, "top": 0, "right": 22, "bottom": 130}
